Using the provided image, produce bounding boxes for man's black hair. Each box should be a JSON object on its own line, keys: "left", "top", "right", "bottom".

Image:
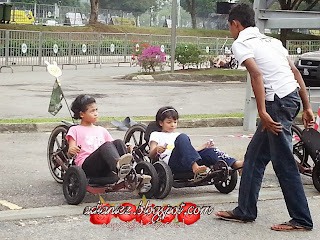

{"left": 228, "top": 3, "right": 255, "bottom": 28}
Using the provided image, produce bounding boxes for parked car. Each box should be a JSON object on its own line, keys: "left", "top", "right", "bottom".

{"left": 295, "top": 50, "right": 320, "bottom": 87}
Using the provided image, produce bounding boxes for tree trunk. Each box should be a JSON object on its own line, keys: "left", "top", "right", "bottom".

{"left": 191, "top": 12, "right": 196, "bottom": 29}
{"left": 89, "top": 0, "right": 99, "bottom": 24}
{"left": 191, "top": 0, "right": 196, "bottom": 29}
{"left": 185, "top": 0, "right": 197, "bottom": 29}
{"left": 280, "top": 29, "right": 292, "bottom": 48}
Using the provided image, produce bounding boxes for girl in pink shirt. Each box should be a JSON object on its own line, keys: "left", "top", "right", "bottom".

{"left": 66, "top": 94, "right": 132, "bottom": 179}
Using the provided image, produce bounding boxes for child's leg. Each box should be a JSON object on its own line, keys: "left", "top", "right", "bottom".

{"left": 168, "top": 133, "right": 206, "bottom": 173}
{"left": 198, "top": 147, "right": 242, "bottom": 169}
{"left": 112, "top": 139, "right": 128, "bottom": 156}
{"left": 82, "top": 142, "right": 120, "bottom": 178}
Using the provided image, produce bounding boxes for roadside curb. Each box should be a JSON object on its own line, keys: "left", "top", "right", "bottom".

{"left": 0, "top": 118, "right": 244, "bottom": 133}
{"left": 0, "top": 117, "right": 303, "bottom": 133}
{"left": 124, "top": 72, "right": 247, "bottom": 82}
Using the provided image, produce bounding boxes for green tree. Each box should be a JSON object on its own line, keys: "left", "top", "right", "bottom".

{"left": 100, "top": 0, "right": 159, "bottom": 26}
{"left": 10, "top": 0, "right": 80, "bottom": 5}
{"left": 196, "top": 0, "right": 216, "bottom": 18}
{"left": 180, "top": 0, "right": 196, "bottom": 28}
{"left": 101, "top": 0, "right": 157, "bottom": 16}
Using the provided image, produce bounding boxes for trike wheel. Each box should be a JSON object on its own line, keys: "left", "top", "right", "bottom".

{"left": 135, "top": 161, "right": 159, "bottom": 198}
{"left": 214, "top": 170, "right": 238, "bottom": 194}
{"left": 124, "top": 124, "right": 150, "bottom": 163}
{"left": 47, "top": 125, "right": 69, "bottom": 183}
{"left": 63, "top": 166, "right": 87, "bottom": 205}
{"left": 292, "top": 125, "right": 310, "bottom": 176}
{"left": 153, "top": 161, "right": 173, "bottom": 199}
{"left": 312, "top": 161, "right": 320, "bottom": 192}
{"left": 229, "top": 58, "right": 238, "bottom": 69}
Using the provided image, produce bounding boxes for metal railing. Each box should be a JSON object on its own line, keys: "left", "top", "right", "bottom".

{"left": 0, "top": 29, "right": 233, "bottom": 70}
{"left": 1, "top": 29, "right": 319, "bottom": 70}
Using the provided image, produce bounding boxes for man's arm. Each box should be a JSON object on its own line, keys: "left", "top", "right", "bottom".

{"left": 287, "top": 57, "right": 314, "bottom": 128}
{"left": 243, "top": 58, "right": 282, "bottom": 135}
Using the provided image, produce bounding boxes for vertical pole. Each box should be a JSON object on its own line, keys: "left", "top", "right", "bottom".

{"left": 243, "top": 0, "right": 267, "bottom": 131}
{"left": 170, "top": 0, "right": 177, "bottom": 73}
{"left": 124, "top": 33, "right": 128, "bottom": 62}
{"left": 38, "top": 32, "right": 42, "bottom": 66}
{"left": 97, "top": 33, "right": 101, "bottom": 64}
{"left": 5, "top": 30, "right": 9, "bottom": 67}
{"left": 34, "top": 2, "right": 37, "bottom": 18}
{"left": 68, "top": 32, "right": 72, "bottom": 64}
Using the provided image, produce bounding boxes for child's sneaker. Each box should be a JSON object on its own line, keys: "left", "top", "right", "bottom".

{"left": 138, "top": 174, "right": 152, "bottom": 193}
{"left": 117, "top": 153, "right": 133, "bottom": 179}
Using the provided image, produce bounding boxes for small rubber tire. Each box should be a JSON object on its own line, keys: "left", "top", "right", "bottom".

{"left": 214, "top": 170, "right": 238, "bottom": 194}
{"left": 153, "top": 161, "right": 173, "bottom": 199}
{"left": 135, "top": 161, "right": 159, "bottom": 198}
{"left": 312, "top": 161, "right": 320, "bottom": 192}
{"left": 63, "top": 166, "right": 87, "bottom": 205}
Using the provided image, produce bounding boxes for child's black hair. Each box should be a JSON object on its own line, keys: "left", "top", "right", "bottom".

{"left": 156, "top": 106, "right": 179, "bottom": 125}
{"left": 71, "top": 94, "right": 96, "bottom": 120}
{"left": 228, "top": 3, "right": 255, "bottom": 28}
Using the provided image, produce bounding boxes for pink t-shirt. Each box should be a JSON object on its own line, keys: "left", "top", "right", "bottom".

{"left": 65, "top": 125, "right": 113, "bottom": 167}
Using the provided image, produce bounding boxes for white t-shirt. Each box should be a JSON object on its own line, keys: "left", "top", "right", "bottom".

{"left": 149, "top": 131, "right": 180, "bottom": 164}
{"left": 232, "top": 27, "right": 299, "bottom": 101}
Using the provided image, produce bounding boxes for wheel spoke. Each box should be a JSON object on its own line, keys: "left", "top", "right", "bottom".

{"left": 54, "top": 136, "right": 61, "bottom": 149}
{"left": 139, "top": 131, "right": 144, "bottom": 145}
{"left": 131, "top": 134, "right": 138, "bottom": 146}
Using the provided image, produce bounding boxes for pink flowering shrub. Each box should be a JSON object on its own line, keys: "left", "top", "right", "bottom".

{"left": 137, "top": 45, "right": 166, "bottom": 72}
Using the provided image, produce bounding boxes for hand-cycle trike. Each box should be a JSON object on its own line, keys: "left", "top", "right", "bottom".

{"left": 45, "top": 62, "right": 159, "bottom": 205}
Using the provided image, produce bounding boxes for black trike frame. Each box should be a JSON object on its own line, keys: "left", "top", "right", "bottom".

{"left": 292, "top": 124, "right": 320, "bottom": 192}
{"left": 47, "top": 121, "right": 159, "bottom": 205}
{"left": 123, "top": 122, "right": 239, "bottom": 199}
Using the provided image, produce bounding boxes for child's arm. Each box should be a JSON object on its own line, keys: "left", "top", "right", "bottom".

{"left": 195, "top": 140, "right": 214, "bottom": 151}
{"left": 68, "top": 137, "right": 81, "bottom": 156}
{"left": 149, "top": 141, "right": 166, "bottom": 159}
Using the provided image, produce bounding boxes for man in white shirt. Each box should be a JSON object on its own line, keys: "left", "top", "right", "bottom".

{"left": 215, "top": 3, "right": 314, "bottom": 231}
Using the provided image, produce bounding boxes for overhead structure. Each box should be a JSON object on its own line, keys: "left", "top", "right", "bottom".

{"left": 243, "top": 0, "right": 320, "bottom": 131}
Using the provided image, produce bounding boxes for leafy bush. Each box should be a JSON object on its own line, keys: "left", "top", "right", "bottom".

{"left": 175, "top": 44, "right": 203, "bottom": 69}
{"left": 137, "top": 45, "right": 166, "bottom": 72}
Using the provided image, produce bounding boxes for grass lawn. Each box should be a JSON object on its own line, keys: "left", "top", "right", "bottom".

{"left": 0, "top": 113, "right": 245, "bottom": 124}
{"left": 1, "top": 23, "right": 320, "bottom": 40}
{"left": 182, "top": 68, "right": 247, "bottom": 76}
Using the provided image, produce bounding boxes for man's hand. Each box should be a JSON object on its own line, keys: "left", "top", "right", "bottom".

{"left": 302, "top": 108, "right": 315, "bottom": 129}
{"left": 260, "top": 111, "right": 282, "bottom": 135}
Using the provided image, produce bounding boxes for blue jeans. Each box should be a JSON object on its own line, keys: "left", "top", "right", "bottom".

{"left": 168, "top": 133, "right": 237, "bottom": 173}
{"left": 233, "top": 90, "right": 313, "bottom": 229}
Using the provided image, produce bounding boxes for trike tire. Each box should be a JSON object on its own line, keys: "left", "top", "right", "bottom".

{"left": 63, "top": 166, "right": 87, "bottom": 205}
{"left": 153, "top": 161, "right": 173, "bottom": 199}
{"left": 214, "top": 170, "right": 238, "bottom": 194}
{"left": 124, "top": 124, "right": 150, "bottom": 163}
{"left": 47, "top": 125, "right": 69, "bottom": 183}
{"left": 312, "top": 161, "right": 320, "bottom": 192}
{"left": 135, "top": 161, "right": 159, "bottom": 198}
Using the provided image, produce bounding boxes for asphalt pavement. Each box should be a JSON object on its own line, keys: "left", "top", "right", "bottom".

{"left": 0, "top": 64, "right": 246, "bottom": 120}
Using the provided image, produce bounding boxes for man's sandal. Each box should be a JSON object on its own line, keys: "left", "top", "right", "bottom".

{"left": 271, "top": 222, "right": 312, "bottom": 231}
{"left": 215, "top": 210, "right": 253, "bottom": 223}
